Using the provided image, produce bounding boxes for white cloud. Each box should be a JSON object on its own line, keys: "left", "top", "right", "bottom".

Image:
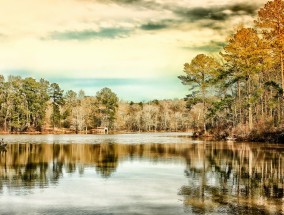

{"left": 0, "top": 0, "right": 173, "bottom": 39}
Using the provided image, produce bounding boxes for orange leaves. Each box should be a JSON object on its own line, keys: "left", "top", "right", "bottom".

{"left": 255, "top": 0, "right": 284, "bottom": 48}
{"left": 221, "top": 28, "right": 269, "bottom": 77}
{"left": 255, "top": 0, "right": 284, "bottom": 34}
{"left": 184, "top": 54, "right": 221, "bottom": 82}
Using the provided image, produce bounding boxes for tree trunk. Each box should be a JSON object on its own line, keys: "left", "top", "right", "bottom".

{"left": 281, "top": 49, "right": 284, "bottom": 97}
{"left": 202, "top": 88, "right": 206, "bottom": 135}
{"left": 4, "top": 118, "right": 7, "bottom": 132}
{"left": 248, "top": 79, "right": 253, "bottom": 131}
{"left": 203, "top": 100, "right": 206, "bottom": 134}
{"left": 249, "top": 105, "right": 253, "bottom": 130}
{"left": 278, "top": 97, "right": 281, "bottom": 127}
{"left": 238, "top": 80, "right": 242, "bottom": 124}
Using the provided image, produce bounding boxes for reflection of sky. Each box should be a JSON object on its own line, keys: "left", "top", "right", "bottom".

{"left": 2, "top": 133, "right": 195, "bottom": 144}
{"left": 0, "top": 161, "right": 186, "bottom": 215}
{"left": 0, "top": 0, "right": 267, "bottom": 101}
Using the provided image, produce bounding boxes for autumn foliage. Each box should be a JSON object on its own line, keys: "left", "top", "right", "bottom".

{"left": 179, "top": 0, "right": 284, "bottom": 138}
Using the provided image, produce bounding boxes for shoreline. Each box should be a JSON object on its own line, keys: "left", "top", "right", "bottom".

{"left": 0, "top": 130, "right": 283, "bottom": 143}
{"left": 0, "top": 130, "right": 193, "bottom": 135}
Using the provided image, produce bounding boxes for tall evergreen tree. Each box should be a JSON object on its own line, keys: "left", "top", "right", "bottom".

{"left": 95, "top": 87, "right": 118, "bottom": 129}
{"left": 221, "top": 28, "right": 269, "bottom": 130}
{"left": 178, "top": 54, "right": 220, "bottom": 134}
{"left": 48, "top": 83, "right": 64, "bottom": 129}
{"left": 255, "top": 0, "right": 284, "bottom": 95}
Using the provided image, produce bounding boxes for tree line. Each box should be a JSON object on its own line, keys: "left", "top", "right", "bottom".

{"left": 0, "top": 75, "right": 193, "bottom": 133}
{"left": 179, "top": 0, "right": 284, "bottom": 138}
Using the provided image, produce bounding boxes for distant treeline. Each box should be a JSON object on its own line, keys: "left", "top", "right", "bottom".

{"left": 179, "top": 0, "right": 284, "bottom": 138}
{"left": 0, "top": 75, "right": 194, "bottom": 133}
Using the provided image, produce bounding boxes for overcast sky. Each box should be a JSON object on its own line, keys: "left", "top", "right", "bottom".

{"left": 0, "top": 0, "right": 267, "bottom": 101}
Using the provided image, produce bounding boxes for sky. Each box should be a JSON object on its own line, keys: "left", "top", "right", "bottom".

{"left": 0, "top": 0, "right": 267, "bottom": 101}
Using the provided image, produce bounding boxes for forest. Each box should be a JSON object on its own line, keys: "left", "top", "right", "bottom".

{"left": 0, "top": 0, "right": 283, "bottom": 141}
{"left": 179, "top": 0, "right": 284, "bottom": 141}
{"left": 0, "top": 76, "right": 191, "bottom": 133}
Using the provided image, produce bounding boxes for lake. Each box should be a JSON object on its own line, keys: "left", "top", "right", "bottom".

{"left": 0, "top": 133, "right": 283, "bottom": 215}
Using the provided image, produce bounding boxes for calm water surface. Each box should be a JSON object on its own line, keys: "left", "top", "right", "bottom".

{"left": 0, "top": 133, "right": 283, "bottom": 214}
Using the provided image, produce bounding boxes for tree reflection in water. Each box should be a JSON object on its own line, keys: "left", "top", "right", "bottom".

{"left": 180, "top": 142, "right": 284, "bottom": 214}
{"left": 0, "top": 141, "right": 283, "bottom": 214}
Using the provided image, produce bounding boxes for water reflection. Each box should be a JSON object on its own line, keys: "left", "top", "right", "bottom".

{"left": 0, "top": 142, "right": 187, "bottom": 183}
{"left": 0, "top": 140, "right": 284, "bottom": 214}
{"left": 181, "top": 142, "right": 284, "bottom": 214}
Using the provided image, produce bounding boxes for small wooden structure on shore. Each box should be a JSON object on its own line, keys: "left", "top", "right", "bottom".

{"left": 91, "top": 127, "right": 108, "bottom": 134}
{"left": 226, "top": 136, "right": 236, "bottom": 142}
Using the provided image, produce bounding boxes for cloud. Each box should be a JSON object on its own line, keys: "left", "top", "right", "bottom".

{"left": 140, "top": 22, "right": 169, "bottom": 31}
{"left": 107, "top": 0, "right": 143, "bottom": 3}
{"left": 95, "top": 1, "right": 264, "bottom": 33}
{"left": 199, "top": 21, "right": 224, "bottom": 31}
{"left": 182, "top": 40, "right": 226, "bottom": 53}
{"left": 47, "top": 28, "right": 132, "bottom": 40}
{"left": 96, "top": 0, "right": 160, "bottom": 10}
{"left": 94, "top": 0, "right": 263, "bottom": 23}
{"left": 174, "top": 3, "right": 259, "bottom": 22}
